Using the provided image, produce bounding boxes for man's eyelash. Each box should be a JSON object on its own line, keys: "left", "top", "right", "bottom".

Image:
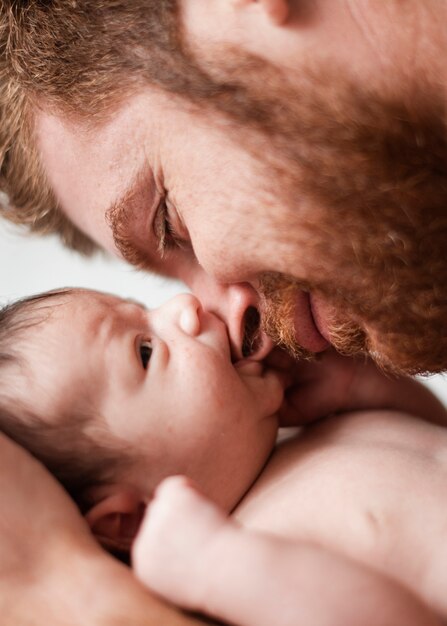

{"left": 153, "top": 196, "right": 182, "bottom": 258}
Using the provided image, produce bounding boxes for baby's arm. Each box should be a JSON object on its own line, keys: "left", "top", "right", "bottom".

{"left": 271, "top": 349, "right": 447, "bottom": 427}
{"left": 133, "top": 477, "right": 441, "bottom": 626}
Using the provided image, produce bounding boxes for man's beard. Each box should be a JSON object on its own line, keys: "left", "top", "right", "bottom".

{"left": 257, "top": 272, "right": 367, "bottom": 363}
{"left": 256, "top": 266, "right": 446, "bottom": 376}
{"left": 17, "top": 2, "right": 446, "bottom": 372}
{"left": 21, "top": 1, "right": 445, "bottom": 374}
{"left": 176, "top": 48, "right": 447, "bottom": 375}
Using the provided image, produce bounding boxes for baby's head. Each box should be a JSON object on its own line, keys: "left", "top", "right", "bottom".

{"left": 0, "top": 288, "right": 283, "bottom": 553}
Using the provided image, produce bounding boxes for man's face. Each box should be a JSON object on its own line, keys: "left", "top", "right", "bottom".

{"left": 35, "top": 0, "right": 447, "bottom": 374}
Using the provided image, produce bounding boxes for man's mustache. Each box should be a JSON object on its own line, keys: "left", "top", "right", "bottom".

{"left": 257, "top": 272, "right": 315, "bottom": 360}
{"left": 256, "top": 271, "right": 367, "bottom": 362}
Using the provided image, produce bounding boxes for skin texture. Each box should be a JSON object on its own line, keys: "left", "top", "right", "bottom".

{"left": 4, "top": 287, "right": 446, "bottom": 624}
{"left": 0, "top": 433, "right": 204, "bottom": 626}
{"left": 34, "top": 0, "right": 447, "bottom": 374}
{"left": 0, "top": 1, "right": 446, "bottom": 624}
{"left": 133, "top": 475, "right": 442, "bottom": 626}
{"left": 12, "top": 289, "right": 283, "bottom": 512}
{"left": 128, "top": 379, "right": 447, "bottom": 624}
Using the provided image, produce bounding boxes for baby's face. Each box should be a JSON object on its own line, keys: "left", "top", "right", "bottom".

{"left": 28, "top": 290, "right": 283, "bottom": 510}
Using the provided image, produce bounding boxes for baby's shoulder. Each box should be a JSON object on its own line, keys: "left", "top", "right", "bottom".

{"left": 238, "top": 409, "right": 447, "bottom": 524}
{"left": 302, "top": 409, "right": 447, "bottom": 455}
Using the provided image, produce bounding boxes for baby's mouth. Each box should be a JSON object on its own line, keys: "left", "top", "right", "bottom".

{"left": 241, "top": 306, "right": 262, "bottom": 358}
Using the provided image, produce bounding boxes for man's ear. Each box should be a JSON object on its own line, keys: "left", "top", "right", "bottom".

{"left": 233, "top": 0, "right": 290, "bottom": 24}
{"left": 85, "top": 486, "right": 146, "bottom": 553}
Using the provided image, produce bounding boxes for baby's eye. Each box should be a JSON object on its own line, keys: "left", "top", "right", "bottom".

{"left": 139, "top": 340, "right": 153, "bottom": 370}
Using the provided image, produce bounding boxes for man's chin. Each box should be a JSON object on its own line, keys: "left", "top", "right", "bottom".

{"left": 359, "top": 330, "right": 443, "bottom": 377}
{"left": 257, "top": 272, "right": 446, "bottom": 375}
{"left": 264, "top": 320, "right": 442, "bottom": 376}
{"left": 331, "top": 324, "right": 445, "bottom": 377}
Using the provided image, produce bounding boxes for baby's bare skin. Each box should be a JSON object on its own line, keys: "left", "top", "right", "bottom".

{"left": 134, "top": 409, "right": 447, "bottom": 625}
{"left": 235, "top": 409, "right": 447, "bottom": 616}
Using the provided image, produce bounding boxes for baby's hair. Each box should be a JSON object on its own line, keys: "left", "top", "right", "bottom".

{"left": 0, "top": 289, "right": 132, "bottom": 514}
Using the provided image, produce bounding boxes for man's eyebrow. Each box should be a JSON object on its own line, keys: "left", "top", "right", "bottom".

{"left": 105, "top": 166, "right": 159, "bottom": 270}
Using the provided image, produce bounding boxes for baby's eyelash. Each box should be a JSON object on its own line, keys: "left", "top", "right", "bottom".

{"left": 139, "top": 339, "right": 153, "bottom": 370}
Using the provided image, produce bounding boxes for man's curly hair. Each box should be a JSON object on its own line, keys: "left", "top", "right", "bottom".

{"left": 0, "top": 0, "right": 188, "bottom": 253}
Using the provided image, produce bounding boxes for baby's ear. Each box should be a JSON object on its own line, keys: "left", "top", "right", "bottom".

{"left": 85, "top": 486, "right": 146, "bottom": 553}
{"left": 232, "top": 0, "right": 290, "bottom": 24}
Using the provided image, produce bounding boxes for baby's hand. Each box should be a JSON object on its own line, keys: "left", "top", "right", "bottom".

{"left": 267, "top": 348, "right": 447, "bottom": 428}
{"left": 266, "top": 348, "right": 393, "bottom": 426}
{"left": 132, "top": 476, "right": 232, "bottom": 612}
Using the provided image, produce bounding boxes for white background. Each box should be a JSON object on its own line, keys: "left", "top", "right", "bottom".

{"left": 1, "top": 218, "right": 445, "bottom": 406}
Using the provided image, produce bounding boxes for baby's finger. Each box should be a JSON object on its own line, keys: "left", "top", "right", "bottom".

{"left": 259, "top": 0, "right": 290, "bottom": 24}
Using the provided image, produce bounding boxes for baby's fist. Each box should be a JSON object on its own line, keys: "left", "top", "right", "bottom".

{"left": 132, "top": 476, "right": 230, "bottom": 611}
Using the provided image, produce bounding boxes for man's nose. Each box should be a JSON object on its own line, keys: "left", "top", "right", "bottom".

{"left": 184, "top": 266, "right": 273, "bottom": 361}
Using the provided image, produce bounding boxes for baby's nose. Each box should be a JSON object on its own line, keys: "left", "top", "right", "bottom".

{"left": 180, "top": 264, "right": 274, "bottom": 361}
{"left": 160, "top": 293, "right": 202, "bottom": 336}
{"left": 178, "top": 297, "right": 202, "bottom": 336}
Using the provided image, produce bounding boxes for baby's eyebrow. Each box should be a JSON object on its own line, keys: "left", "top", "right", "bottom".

{"left": 90, "top": 308, "right": 114, "bottom": 343}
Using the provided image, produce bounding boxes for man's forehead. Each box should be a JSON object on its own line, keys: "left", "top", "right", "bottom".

{"left": 35, "top": 95, "right": 162, "bottom": 255}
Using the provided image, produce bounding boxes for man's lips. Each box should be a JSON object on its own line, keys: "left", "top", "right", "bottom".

{"left": 309, "top": 293, "right": 337, "bottom": 344}
{"left": 294, "top": 291, "right": 329, "bottom": 352}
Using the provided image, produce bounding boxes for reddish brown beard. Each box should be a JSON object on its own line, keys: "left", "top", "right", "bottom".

{"left": 114, "top": 41, "right": 447, "bottom": 374}
{"left": 258, "top": 272, "right": 368, "bottom": 363}
{"left": 179, "top": 51, "right": 447, "bottom": 375}
{"left": 257, "top": 272, "right": 315, "bottom": 361}
{"left": 13, "top": 4, "right": 444, "bottom": 374}
{"left": 257, "top": 267, "right": 446, "bottom": 376}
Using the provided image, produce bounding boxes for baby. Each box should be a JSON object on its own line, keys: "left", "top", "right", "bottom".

{"left": 0, "top": 287, "right": 445, "bottom": 626}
